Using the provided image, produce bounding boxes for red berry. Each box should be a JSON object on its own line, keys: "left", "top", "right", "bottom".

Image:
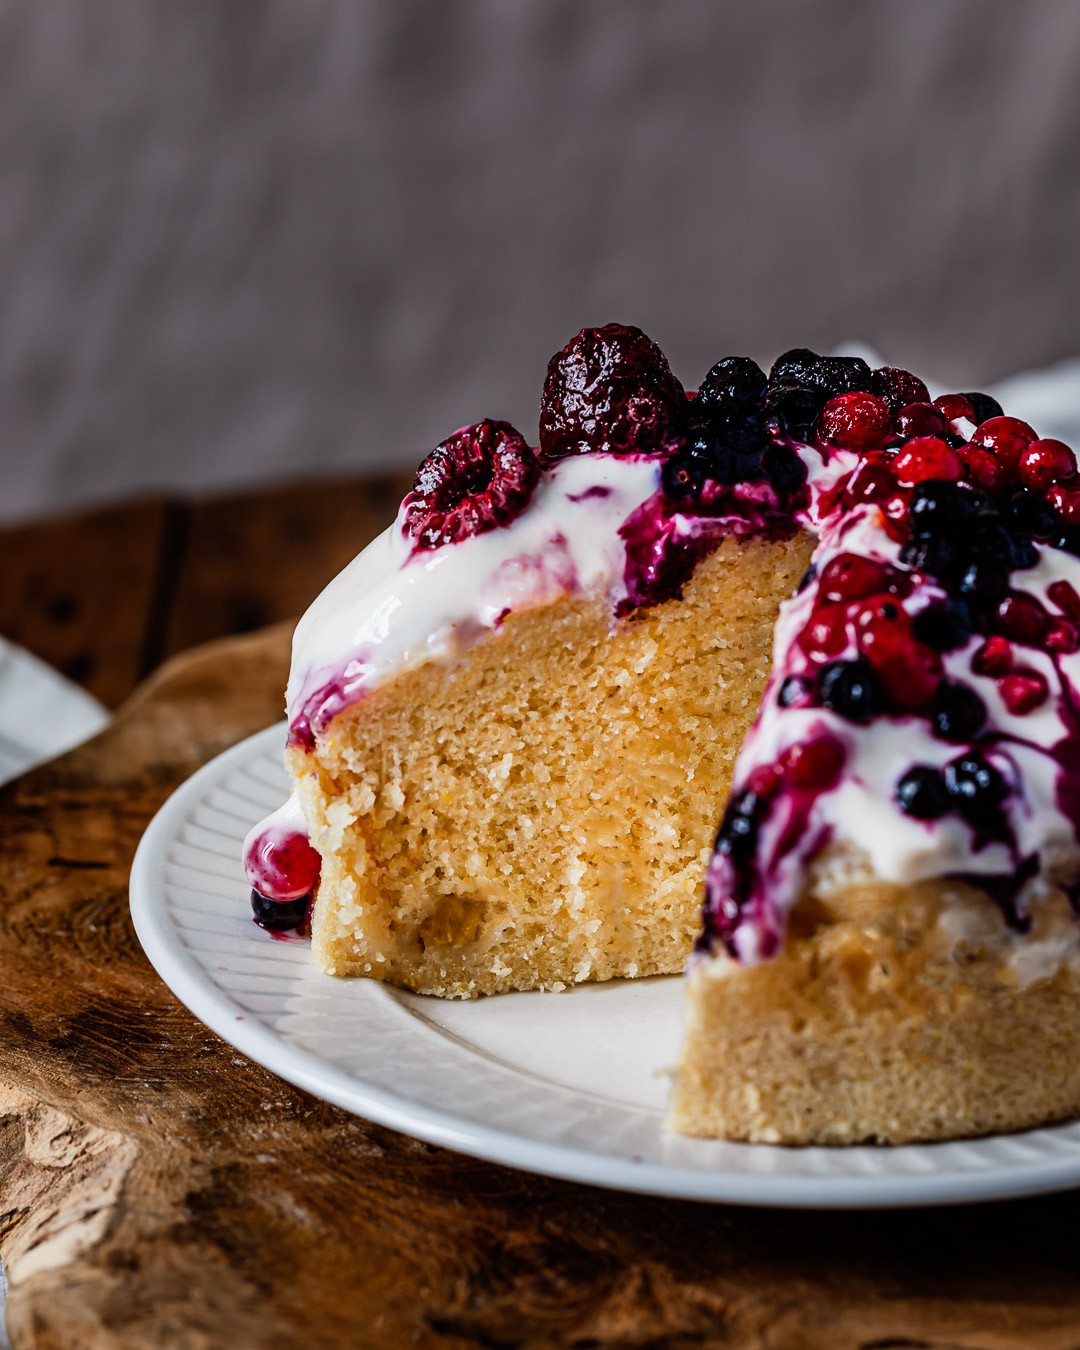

{"left": 972, "top": 635, "right": 1013, "bottom": 676}
{"left": 999, "top": 671, "right": 1049, "bottom": 716}
{"left": 1047, "top": 479, "right": 1080, "bottom": 525}
{"left": 995, "top": 593, "right": 1049, "bottom": 645}
{"left": 403, "top": 421, "right": 541, "bottom": 550}
{"left": 747, "top": 764, "right": 782, "bottom": 798}
{"left": 855, "top": 596, "right": 941, "bottom": 710}
{"left": 780, "top": 736, "right": 846, "bottom": 791}
{"left": 843, "top": 460, "right": 896, "bottom": 505}
{"left": 1048, "top": 579, "right": 1080, "bottom": 622}
{"left": 880, "top": 489, "right": 912, "bottom": 541}
{"left": 539, "top": 323, "right": 685, "bottom": 461}
{"left": 818, "top": 553, "right": 891, "bottom": 603}
{"left": 798, "top": 603, "right": 851, "bottom": 660}
{"left": 958, "top": 444, "right": 1011, "bottom": 496}
{"left": 1018, "top": 439, "right": 1077, "bottom": 491}
{"left": 933, "top": 394, "right": 976, "bottom": 427}
{"left": 817, "top": 391, "right": 892, "bottom": 451}
{"left": 895, "top": 402, "right": 946, "bottom": 439}
{"left": 872, "top": 367, "right": 930, "bottom": 415}
{"left": 245, "top": 829, "right": 322, "bottom": 901}
{"left": 1045, "top": 621, "right": 1080, "bottom": 655}
{"left": 971, "top": 416, "right": 1038, "bottom": 473}
{"left": 893, "top": 436, "right": 964, "bottom": 485}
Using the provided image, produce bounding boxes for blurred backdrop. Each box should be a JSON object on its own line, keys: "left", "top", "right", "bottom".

{"left": 2, "top": 0, "right": 1080, "bottom": 522}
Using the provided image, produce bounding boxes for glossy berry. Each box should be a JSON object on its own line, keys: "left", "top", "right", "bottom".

{"left": 778, "top": 674, "right": 812, "bottom": 707}
{"left": 971, "top": 416, "right": 1038, "bottom": 473}
{"left": 972, "top": 635, "right": 1013, "bottom": 676}
{"left": 944, "top": 753, "right": 1008, "bottom": 826}
{"left": 697, "top": 356, "right": 767, "bottom": 420}
{"left": 766, "top": 380, "right": 821, "bottom": 434}
{"left": 817, "top": 392, "right": 892, "bottom": 451}
{"left": 539, "top": 324, "right": 685, "bottom": 461}
{"left": 933, "top": 394, "right": 976, "bottom": 426}
{"left": 780, "top": 736, "right": 846, "bottom": 791}
{"left": 963, "top": 392, "right": 1004, "bottom": 424}
{"left": 908, "top": 481, "right": 972, "bottom": 536}
{"left": 895, "top": 402, "right": 946, "bottom": 439}
{"left": 900, "top": 532, "right": 962, "bottom": 583}
{"left": 959, "top": 445, "right": 1011, "bottom": 497}
{"left": 843, "top": 461, "right": 896, "bottom": 505}
{"left": 959, "top": 554, "right": 1012, "bottom": 610}
{"left": 932, "top": 680, "right": 987, "bottom": 741}
{"left": 819, "top": 657, "right": 879, "bottom": 723}
{"left": 770, "top": 350, "right": 872, "bottom": 397}
{"left": 661, "top": 451, "right": 708, "bottom": 500}
{"left": 999, "top": 671, "right": 1049, "bottom": 716}
{"left": 1047, "top": 480, "right": 1080, "bottom": 525}
{"left": 818, "top": 553, "right": 891, "bottom": 603}
{"left": 404, "top": 420, "right": 540, "bottom": 550}
{"left": 995, "top": 593, "right": 1048, "bottom": 645}
{"left": 871, "top": 367, "right": 930, "bottom": 415}
{"left": 1045, "top": 620, "right": 1080, "bottom": 654}
{"left": 1018, "top": 439, "right": 1076, "bottom": 491}
{"left": 1007, "top": 489, "right": 1057, "bottom": 538}
{"left": 911, "top": 600, "right": 972, "bottom": 652}
{"left": 799, "top": 603, "right": 851, "bottom": 660}
{"left": 761, "top": 442, "right": 808, "bottom": 496}
{"left": 251, "top": 889, "right": 309, "bottom": 931}
{"left": 893, "top": 437, "right": 963, "bottom": 485}
{"left": 895, "top": 765, "right": 951, "bottom": 820}
{"left": 715, "top": 787, "right": 767, "bottom": 860}
{"left": 1048, "top": 579, "right": 1080, "bottom": 622}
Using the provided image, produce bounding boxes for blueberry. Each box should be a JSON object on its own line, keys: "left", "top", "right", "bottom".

{"left": 766, "top": 380, "right": 821, "bottom": 433}
{"left": 1008, "top": 535, "right": 1040, "bottom": 570}
{"left": 762, "top": 442, "right": 807, "bottom": 495}
{"left": 661, "top": 451, "right": 708, "bottom": 499}
{"left": 944, "top": 753, "right": 1008, "bottom": 827}
{"left": 778, "top": 674, "right": 811, "bottom": 707}
{"left": 958, "top": 555, "right": 1011, "bottom": 608}
{"left": 912, "top": 600, "right": 972, "bottom": 652}
{"left": 251, "top": 889, "right": 308, "bottom": 931}
{"left": 1008, "top": 489, "right": 1056, "bottom": 539}
{"left": 819, "top": 658, "right": 879, "bottom": 724}
{"left": 796, "top": 562, "right": 818, "bottom": 593}
{"left": 895, "top": 765, "right": 952, "bottom": 819}
{"left": 963, "top": 391, "right": 1004, "bottom": 423}
{"left": 1053, "top": 526, "right": 1080, "bottom": 558}
{"left": 932, "top": 680, "right": 987, "bottom": 742}
{"left": 698, "top": 356, "right": 767, "bottom": 420}
{"left": 769, "top": 348, "right": 821, "bottom": 385}
{"left": 909, "top": 481, "right": 972, "bottom": 537}
{"left": 715, "top": 788, "right": 766, "bottom": 860}
{"left": 900, "top": 533, "right": 963, "bottom": 582}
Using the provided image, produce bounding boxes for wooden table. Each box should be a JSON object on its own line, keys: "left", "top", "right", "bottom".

{"left": 2, "top": 478, "right": 1080, "bottom": 1349}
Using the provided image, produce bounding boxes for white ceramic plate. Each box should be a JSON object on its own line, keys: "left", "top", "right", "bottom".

{"left": 130, "top": 724, "right": 1080, "bottom": 1208}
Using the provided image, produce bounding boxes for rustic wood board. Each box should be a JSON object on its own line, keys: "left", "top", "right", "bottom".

{"left": 2, "top": 632, "right": 1080, "bottom": 1347}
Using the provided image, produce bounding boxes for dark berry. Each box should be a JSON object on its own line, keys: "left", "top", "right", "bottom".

{"left": 769, "top": 348, "right": 820, "bottom": 385}
{"left": 1008, "top": 489, "right": 1057, "bottom": 538}
{"left": 251, "top": 889, "right": 309, "bottom": 932}
{"left": 932, "top": 680, "right": 987, "bottom": 742}
{"left": 911, "top": 600, "right": 972, "bottom": 652}
{"left": 403, "top": 421, "right": 540, "bottom": 550}
{"left": 1008, "top": 535, "right": 1040, "bottom": 570}
{"left": 819, "top": 658, "right": 879, "bottom": 723}
{"left": 908, "top": 480, "right": 973, "bottom": 536}
{"left": 686, "top": 411, "right": 765, "bottom": 476}
{"left": 896, "top": 765, "right": 951, "bottom": 819}
{"left": 900, "top": 532, "right": 962, "bottom": 583}
{"left": 697, "top": 356, "right": 767, "bottom": 420}
{"left": 1052, "top": 525, "right": 1080, "bottom": 557}
{"left": 817, "top": 392, "right": 892, "bottom": 451}
{"left": 715, "top": 787, "right": 768, "bottom": 860}
{"left": 778, "top": 674, "right": 812, "bottom": 707}
{"left": 963, "top": 392, "right": 1004, "bottom": 424}
{"left": 811, "top": 355, "right": 873, "bottom": 397}
{"left": 661, "top": 451, "right": 708, "bottom": 500}
{"left": 895, "top": 402, "right": 946, "bottom": 439}
{"left": 766, "top": 380, "right": 821, "bottom": 434}
{"left": 958, "top": 555, "right": 1011, "bottom": 610}
{"left": 539, "top": 324, "right": 685, "bottom": 461}
{"left": 761, "top": 442, "right": 807, "bottom": 495}
{"left": 871, "top": 367, "right": 930, "bottom": 415}
{"left": 944, "top": 753, "right": 1008, "bottom": 824}
{"left": 1018, "top": 439, "right": 1076, "bottom": 491}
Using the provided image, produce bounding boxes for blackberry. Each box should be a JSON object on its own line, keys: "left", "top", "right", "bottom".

{"left": 963, "top": 391, "right": 1005, "bottom": 423}
{"left": 687, "top": 410, "right": 765, "bottom": 472}
{"left": 697, "top": 356, "right": 767, "bottom": 421}
{"left": 932, "top": 680, "right": 987, "bottom": 742}
{"left": 251, "top": 889, "right": 308, "bottom": 931}
{"left": 900, "top": 533, "right": 963, "bottom": 583}
{"left": 895, "top": 765, "right": 951, "bottom": 819}
{"left": 958, "top": 554, "right": 1011, "bottom": 609}
{"left": 944, "top": 753, "right": 1009, "bottom": 827}
{"left": 778, "top": 674, "right": 811, "bottom": 707}
{"left": 911, "top": 600, "right": 972, "bottom": 652}
{"left": 766, "top": 380, "right": 821, "bottom": 434}
{"left": 715, "top": 787, "right": 767, "bottom": 861}
{"left": 1008, "top": 489, "right": 1056, "bottom": 539}
{"left": 819, "top": 658, "right": 879, "bottom": 724}
{"left": 871, "top": 366, "right": 930, "bottom": 414}
{"left": 1009, "top": 535, "right": 1040, "bottom": 570}
{"left": 762, "top": 442, "right": 807, "bottom": 496}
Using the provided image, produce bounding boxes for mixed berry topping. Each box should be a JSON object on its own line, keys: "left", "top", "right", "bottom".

{"left": 251, "top": 889, "right": 310, "bottom": 932}
{"left": 403, "top": 420, "right": 540, "bottom": 551}
{"left": 539, "top": 323, "right": 686, "bottom": 462}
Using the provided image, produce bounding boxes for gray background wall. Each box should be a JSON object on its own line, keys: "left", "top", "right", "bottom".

{"left": 2, "top": 0, "right": 1080, "bottom": 522}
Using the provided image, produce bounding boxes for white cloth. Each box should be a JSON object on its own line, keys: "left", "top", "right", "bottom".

{"left": 0, "top": 638, "right": 108, "bottom": 786}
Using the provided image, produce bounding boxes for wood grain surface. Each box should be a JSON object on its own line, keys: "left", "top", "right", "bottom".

{"left": 3, "top": 484, "right": 1080, "bottom": 1347}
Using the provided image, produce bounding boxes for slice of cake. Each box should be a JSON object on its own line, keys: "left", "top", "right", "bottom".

{"left": 245, "top": 327, "right": 1080, "bottom": 1144}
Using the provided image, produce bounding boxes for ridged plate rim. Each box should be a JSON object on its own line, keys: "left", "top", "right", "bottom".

{"left": 130, "top": 723, "right": 1080, "bottom": 1209}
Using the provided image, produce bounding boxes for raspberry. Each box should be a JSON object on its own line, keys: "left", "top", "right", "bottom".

{"left": 780, "top": 736, "right": 846, "bottom": 791}
{"left": 893, "top": 437, "right": 964, "bottom": 485}
{"left": 818, "top": 553, "right": 891, "bottom": 603}
{"left": 403, "top": 420, "right": 541, "bottom": 550}
{"left": 1047, "top": 479, "right": 1080, "bottom": 525}
{"left": 871, "top": 367, "right": 930, "bottom": 415}
{"left": 817, "top": 392, "right": 892, "bottom": 451}
{"left": 972, "top": 635, "right": 1013, "bottom": 676}
{"left": 971, "top": 416, "right": 1038, "bottom": 473}
{"left": 895, "top": 402, "right": 946, "bottom": 439}
{"left": 999, "top": 671, "right": 1049, "bottom": 716}
{"left": 539, "top": 324, "right": 685, "bottom": 461}
{"left": 1018, "top": 439, "right": 1076, "bottom": 491}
